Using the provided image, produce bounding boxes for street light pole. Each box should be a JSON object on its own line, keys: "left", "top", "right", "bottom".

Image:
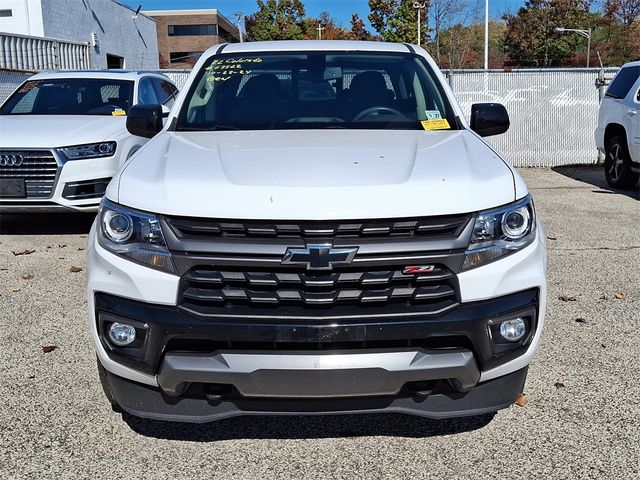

{"left": 234, "top": 12, "right": 244, "bottom": 43}
{"left": 412, "top": 2, "right": 426, "bottom": 47}
{"left": 484, "top": 0, "right": 489, "bottom": 70}
{"left": 554, "top": 27, "right": 592, "bottom": 67}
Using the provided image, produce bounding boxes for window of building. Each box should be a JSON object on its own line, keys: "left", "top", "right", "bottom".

{"left": 168, "top": 24, "right": 216, "bottom": 36}
{"left": 0, "top": 9, "right": 13, "bottom": 17}
{"left": 217, "top": 25, "right": 236, "bottom": 43}
{"left": 106, "top": 54, "right": 124, "bottom": 69}
{"left": 169, "top": 52, "right": 203, "bottom": 64}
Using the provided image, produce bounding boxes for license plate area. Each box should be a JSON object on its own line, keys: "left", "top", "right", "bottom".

{"left": 0, "top": 179, "right": 26, "bottom": 197}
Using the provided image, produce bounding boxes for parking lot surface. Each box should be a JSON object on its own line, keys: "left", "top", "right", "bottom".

{"left": 0, "top": 167, "right": 638, "bottom": 479}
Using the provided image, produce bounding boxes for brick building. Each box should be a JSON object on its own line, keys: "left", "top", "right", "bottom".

{"left": 144, "top": 9, "right": 241, "bottom": 69}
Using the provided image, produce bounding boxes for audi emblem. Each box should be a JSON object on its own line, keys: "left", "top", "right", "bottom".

{"left": 0, "top": 154, "right": 24, "bottom": 167}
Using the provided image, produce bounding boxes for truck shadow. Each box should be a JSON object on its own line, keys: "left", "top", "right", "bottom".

{"left": 552, "top": 166, "right": 639, "bottom": 200}
{"left": 0, "top": 212, "right": 96, "bottom": 235}
{"left": 121, "top": 411, "right": 496, "bottom": 441}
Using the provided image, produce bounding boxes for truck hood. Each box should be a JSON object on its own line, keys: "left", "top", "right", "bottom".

{"left": 113, "top": 129, "right": 519, "bottom": 219}
{"left": 0, "top": 115, "right": 126, "bottom": 148}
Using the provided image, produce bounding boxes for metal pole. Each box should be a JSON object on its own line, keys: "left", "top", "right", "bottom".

{"left": 413, "top": 2, "right": 425, "bottom": 47}
{"left": 586, "top": 28, "right": 591, "bottom": 68}
{"left": 484, "top": 0, "right": 489, "bottom": 69}
{"left": 234, "top": 13, "right": 244, "bottom": 43}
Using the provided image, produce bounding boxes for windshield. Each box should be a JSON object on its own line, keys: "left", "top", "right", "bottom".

{"left": 0, "top": 78, "right": 135, "bottom": 116}
{"left": 177, "top": 51, "right": 458, "bottom": 131}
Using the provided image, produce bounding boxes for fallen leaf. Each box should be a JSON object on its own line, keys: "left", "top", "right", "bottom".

{"left": 614, "top": 292, "right": 627, "bottom": 300}
{"left": 58, "top": 257, "right": 65, "bottom": 260}
{"left": 546, "top": 236, "right": 557, "bottom": 240}
{"left": 569, "top": 252, "right": 576, "bottom": 256}
{"left": 46, "top": 245, "right": 53, "bottom": 249}
{"left": 575, "top": 317, "right": 588, "bottom": 324}
{"left": 12, "top": 249, "right": 35, "bottom": 256}
{"left": 599, "top": 293, "right": 608, "bottom": 300}
{"left": 11, "top": 288, "right": 21, "bottom": 293}
{"left": 28, "top": 375, "right": 35, "bottom": 379}
{"left": 69, "top": 266, "right": 83, "bottom": 273}
{"left": 514, "top": 394, "right": 527, "bottom": 407}
{"left": 558, "top": 295, "right": 577, "bottom": 302}
{"left": 42, "top": 345, "right": 58, "bottom": 353}
{"left": 58, "top": 244, "right": 67, "bottom": 248}
{"left": 554, "top": 382, "right": 565, "bottom": 389}
{"left": 21, "top": 274, "right": 34, "bottom": 280}
{"left": 80, "top": 235, "right": 87, "bottom": 239}
{"left": 78, "top": 247, "right": 85, "bottom": 251}
{"left": 601, "top": 344, "right": 606, "bottom": 349}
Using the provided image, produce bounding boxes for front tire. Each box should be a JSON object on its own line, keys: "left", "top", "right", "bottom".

{"left": 604, "top": 134, "right": 639, "bottom": 189}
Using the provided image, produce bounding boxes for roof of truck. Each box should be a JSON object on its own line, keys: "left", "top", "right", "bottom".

{"left": 207, "top": 40, "right": 417, "bottom": 57}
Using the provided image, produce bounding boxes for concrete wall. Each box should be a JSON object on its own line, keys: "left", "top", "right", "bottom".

{"left": 0, "top": 0, "right": 44, "bottom": 36}
{"left": 40, "top": 0, "right": 159, "bottom": 69}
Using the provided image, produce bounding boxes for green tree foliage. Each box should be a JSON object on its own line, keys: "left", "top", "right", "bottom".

{"left": 368, "top": 0, "right": 429, "bottom": 44}
{"left": 436, "top": 20, "right": 507, "bottom": 68}
{"left": 350, "top": 13, "right": 374, "bottom": 40}
{"left": 245, "top": 0, "right": 307, "bottom": 40}
{"left": 504, "top": 0, "right": 596, "bottom": 67}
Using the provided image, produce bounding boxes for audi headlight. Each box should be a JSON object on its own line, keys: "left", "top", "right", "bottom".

{"left": 462, "top": 195, "right": 536, "bottom": 270}
{"left": 60, "top": 142, "right": 116, "bottom": 160}
{"left": 97, "top": 199, "right": 176, "bottom": 274}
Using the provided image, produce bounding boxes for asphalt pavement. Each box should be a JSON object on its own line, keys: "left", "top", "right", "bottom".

{"left": 0, "top": 166, "right": 638, "bottom": 479}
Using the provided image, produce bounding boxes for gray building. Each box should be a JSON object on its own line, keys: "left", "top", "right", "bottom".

{"left": 0, "top": 0, "right": 158, "bottom": 69}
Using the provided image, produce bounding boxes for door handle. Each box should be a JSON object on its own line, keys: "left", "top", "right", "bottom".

{"left": 628, "top": 109, "right": 638, "bottom": 116}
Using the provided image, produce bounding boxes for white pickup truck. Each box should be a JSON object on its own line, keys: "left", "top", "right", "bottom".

{"left": 0, "top": 71, "right": 177, "bottom": 211}
{"left": 88, "top": 40, "right": 547, "bottom": 423}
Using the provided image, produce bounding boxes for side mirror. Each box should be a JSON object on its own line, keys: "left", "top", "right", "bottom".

{"left": 126, "top": 104, "right": 163, "bottom": 138}
{"left": 470, "top": 103, "right": 510, "bottom": 137}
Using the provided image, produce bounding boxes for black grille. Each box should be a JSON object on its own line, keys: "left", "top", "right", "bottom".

{"left": 179, "top": 264, "right": 459, "bottom": 314}
{"left": 0, "top": 150, "right": 59, "bottom": 198}
{"left": 166, "top": 214, "right": 471, "bottom": 240}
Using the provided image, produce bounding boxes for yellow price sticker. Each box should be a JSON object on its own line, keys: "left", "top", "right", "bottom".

{"left": 421, "top": 119, "right": 451, "bottom": 130}
{"left": 111, "top": 109, "right": 126, "bottom": 117}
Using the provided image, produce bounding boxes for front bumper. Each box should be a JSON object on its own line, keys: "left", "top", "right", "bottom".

{"left": 0, "top": 151, "right": 119, "bottom": 212}
{"left": 104, "top": 363, "right": 528, "bottom": 423}
{"left": 88, "top": 221, "right": 547, "bottom": 421}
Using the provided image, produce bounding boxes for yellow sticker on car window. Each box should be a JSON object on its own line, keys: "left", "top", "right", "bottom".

{"left": 421, "top": 119, "right": 450, "bottom": 130}
{"left": 112, "top": 109, "right": 126, "bottom": 116}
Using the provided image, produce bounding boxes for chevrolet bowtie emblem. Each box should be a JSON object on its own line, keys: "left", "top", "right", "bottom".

{"left": 282, "top": 244, "right": 358, "bottom": 270}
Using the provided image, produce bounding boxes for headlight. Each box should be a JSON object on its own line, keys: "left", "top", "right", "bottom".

{"left": 462, "top": 195, "right": 536, "bottom": 270}
{"left": 97, "top": 199, "right": 176, "bottom": 274}
{"left": 60, "top": 142, "right": 116, "bottom": 160}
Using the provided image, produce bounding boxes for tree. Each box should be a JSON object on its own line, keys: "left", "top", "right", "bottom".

{"left": 596, "top": 0, "right": 640, "bottom": 65}
{"left": 504, "top": 0, "right": 595, "bottom": 67}
{"left": 430, "top": 0, "right": 467, "bottom": 63}
{"left": 368, "top": 0, "right": 430, "bottom": 44}
{"left": 350, "top": 13, "right": 373, "bottom": 40}
{"left": 302, "top": 11, "right": 351, "bottom": 39}
{"left": 245, "top": 0, "right": 306, "bottom": 41}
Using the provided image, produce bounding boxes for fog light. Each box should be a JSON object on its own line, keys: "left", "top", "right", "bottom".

{"left": 499, "top": 318, "right": 526, "bottom": 342}
{"left": 108, "top": 322, "right": 136, "bottom": 346}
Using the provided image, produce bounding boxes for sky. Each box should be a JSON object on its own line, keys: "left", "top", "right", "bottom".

{"left": 120, "top": 0, "right": 527, "bottom": 30}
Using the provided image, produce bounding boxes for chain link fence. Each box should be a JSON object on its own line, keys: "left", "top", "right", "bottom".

{"left": 0, "top": 67, "right": 621, "bottom": 167}
{"left": 443, "top": 68, "right": 619, "bottom": 166}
